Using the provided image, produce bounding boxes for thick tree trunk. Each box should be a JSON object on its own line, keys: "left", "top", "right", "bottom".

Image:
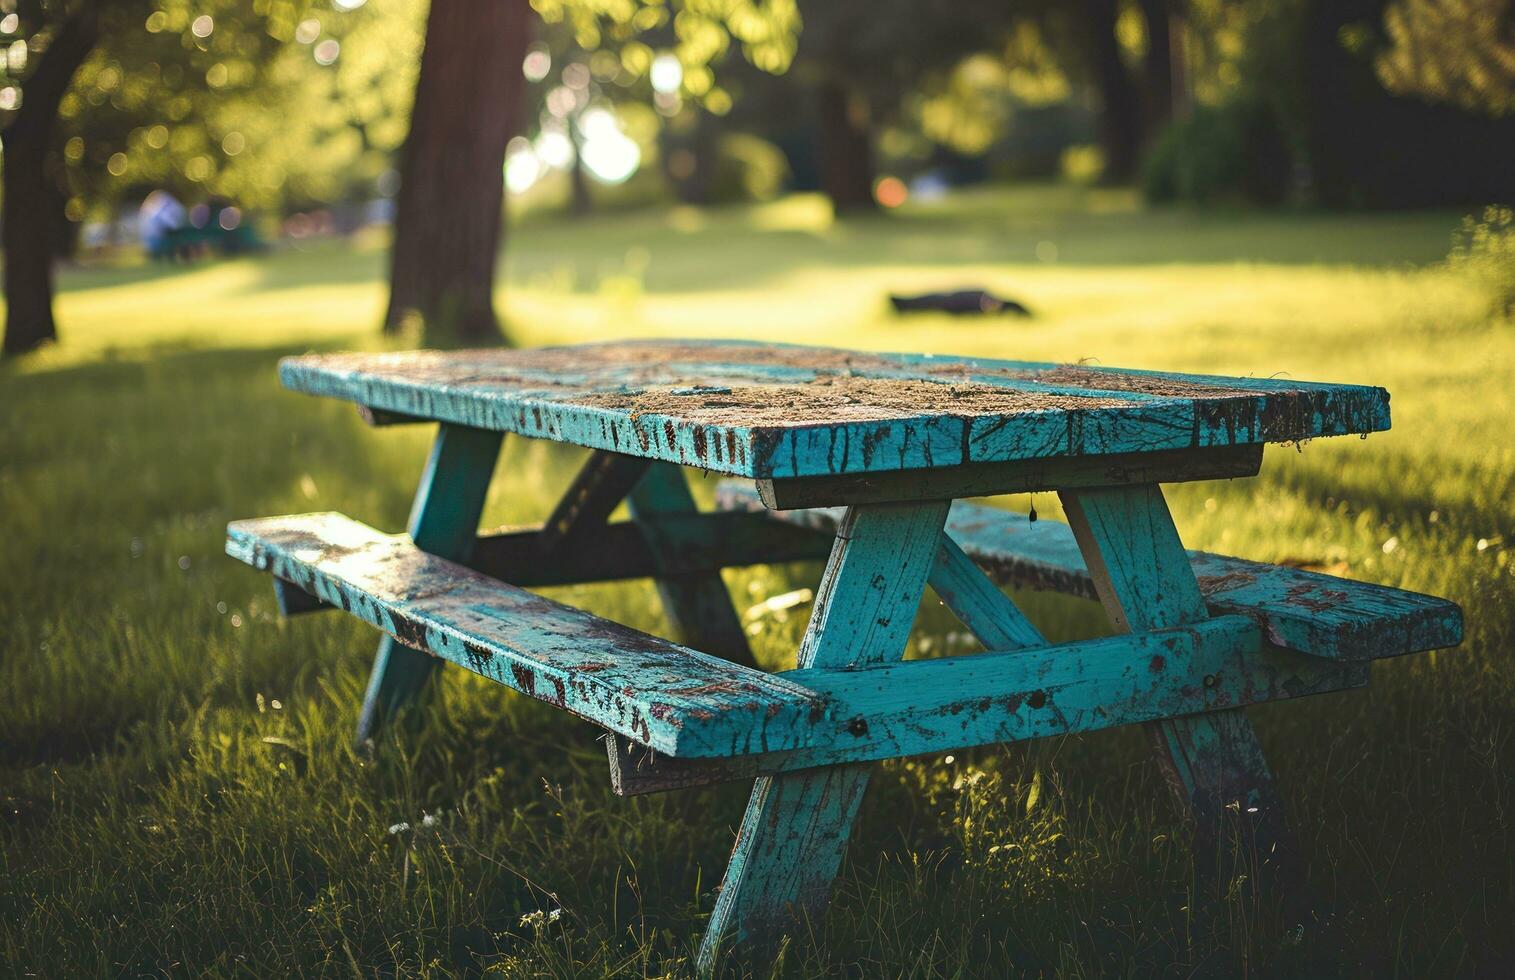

{"left": 2, "top": 6, "right": 100, "bottom": 358}
{"left": 1078, "top": 0, "right": 1144, "bottom": 183}
{"left": 1137, "top": 0, "right": 1175, "bottom": 135}
{"left": 817, "top": 77, "right": 876, "bottom": 213}
{"left": 385, "top": 0, "right": 532, "bottom": 345}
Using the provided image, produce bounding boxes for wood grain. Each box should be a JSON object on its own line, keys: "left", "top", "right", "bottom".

{"left": 716, "top": 483, "right": 1463, "bottom": 662}
{"left": 278, "top": 340, "right": 1391, "bottom": 478}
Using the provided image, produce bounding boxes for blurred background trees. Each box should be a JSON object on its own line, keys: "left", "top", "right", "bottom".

{"left": 3, "top": 0, "right": 1513, "bottom": 354}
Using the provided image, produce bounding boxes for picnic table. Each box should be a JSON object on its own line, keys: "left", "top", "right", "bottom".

{"left": 226, "top": 339, "right": 1461, "bottom": 971}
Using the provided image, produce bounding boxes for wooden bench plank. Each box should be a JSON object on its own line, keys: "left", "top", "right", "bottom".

{"left": 228, "top": 513, "right": 1363, "bottom": 797}
{"left": 610, "top": 616, "right": 1362, "bottom": 796}
{"left": 226, "top": 512, "right": 826, "bottom": 758}
{"left": 714, "top": 483, "right": 1462, "bottom": 662}
{"left": 464, "top": 512, "right": 834, "bottom": 587}
{"left": 279, "top": 340, "right": 1391, "bottom": 480}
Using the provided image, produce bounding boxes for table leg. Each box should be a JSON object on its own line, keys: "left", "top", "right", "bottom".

{"left": 628, "top": 463, "right": 753, "bottom": 666}
{"left": 355, "top": 423, "right": 503, "bottom": 746}
{"left": 696, "top": 499, "right": 950, "bottom": 974}
{"left": 1059, "top": 484, "right": 1295, "bottom": 883}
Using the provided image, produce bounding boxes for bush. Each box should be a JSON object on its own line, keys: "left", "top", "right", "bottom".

{"left": 705, "top": 133, "right": 792, "bottom": 204}
{"left": 1142, "top": 99, "right": 1293, "bottom": 205}
{"left": 1451, "top": 205, "right": 1515, "bottom": 319}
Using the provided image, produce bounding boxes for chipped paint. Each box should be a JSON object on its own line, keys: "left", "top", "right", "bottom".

{"left": 277, "top": 340, "right": 1393, "bottom": 479}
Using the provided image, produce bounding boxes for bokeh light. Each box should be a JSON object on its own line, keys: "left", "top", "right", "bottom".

{"left": 190, "top": 15, "right": 214, "bottom": 39}
{"left": 522, "top": 45, "right": 551, "bottom": 83}
{"left": 544, "top": 86, "right": 578, "bottom": 118}
{"left": 534, "top": 129, "right": 573, "bottom": 169}
{"left": 295, "top": 19, "right": 321, "bottom": 45}
{"left": 582, "top": 134, "right": 641, "bottom": 184}
{"left": 333, "top": 0, "right": 368, "bottom": 10}
{"left": 650, "top": 53, "right": 683, "bottom": 95}
{"left": 313, "top": 40, "right": 340, "bottom": 66}
{"left": 505, "top": 137, "right": 543, "bottom": 194}
{"left": 578, "top": 107, "right": 641, "bottom": 184}
{"left": 562, "top": 62, "right": 590, "bottom": 91}
{"left": 874, "top": 176, "right": 908, "bottom": 208}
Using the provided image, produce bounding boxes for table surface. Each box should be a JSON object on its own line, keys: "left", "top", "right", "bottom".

{"left": 280, "top": 340, "right": 1391, "bottom": 479}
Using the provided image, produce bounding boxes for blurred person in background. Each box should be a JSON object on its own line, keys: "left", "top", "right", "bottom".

{"left": 139, "top": 190, "right": 188, "bottom": 261}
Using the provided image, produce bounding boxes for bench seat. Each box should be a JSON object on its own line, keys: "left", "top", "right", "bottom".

{"left": 227, "top": 513, "right": 1363, "bottom": 777}
{"left": 227, "top": 513, "right": 830, "bottom": 758}
{"left": 714, "top": 483, "right": 1462, "bottom": 662}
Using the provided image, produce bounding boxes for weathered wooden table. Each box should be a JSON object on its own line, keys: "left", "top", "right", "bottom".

{"left": 227, "top": 340, "right": 1461, "bottom": 971}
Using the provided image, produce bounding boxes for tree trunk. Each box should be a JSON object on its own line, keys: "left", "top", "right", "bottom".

{"left": 385, "top": 0, "right": 532, "bottom": 345}
{"left": 2, "top": 6, "right": 100, "bottom": 358}
{"left": 1137, "top": 0, "right": 1175, "bottom": 135}
{"left": 817, "top": 77, "right": 876, "bottom": 213}
{"left": 567, "top": 117, "right": 592, "bottom": 217}
{"left": 1078, "top": 0, "right": 1143, "bottom": 183}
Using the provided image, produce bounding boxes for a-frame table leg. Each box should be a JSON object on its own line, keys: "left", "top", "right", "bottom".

{"left": 1059, "top": 483, "right": 1295, "bottom": 883}
{"left": 628, "top": 463, "right": 754, "bottom": 666}
{"left": 696, "top": 499, "right": 950, "bottom": 974}
{"left": 355, "top": 423, "right": 503, "bottom": 746}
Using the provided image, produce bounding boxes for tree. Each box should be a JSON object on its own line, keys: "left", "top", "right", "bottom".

{"left": 1067, "top": 0, "right": 1143, "bottom": 182}
{"left": 385, "top": 0, "right": 798, "bottom": 343}
{"left": 2, "top": 0, "right": 108, "bottom": 356}
{"left": 382, "top": 0, "right": 532, "bottom": 344}
{"left": 786, "top": 0, "right": 1006, "bottom": 211}
{"left": 1377, "top": 0, "right": 1515, "bottom": 116}
{"left": 2, "top": 0, "right": 319, "bottom": 357}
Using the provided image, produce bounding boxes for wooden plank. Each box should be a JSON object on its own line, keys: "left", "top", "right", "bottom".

{"left": 697, "top": 500, "right": 950, "bottom": 972}
{"left": 278, "top": 340, "right": 1392, "bottom": 479}
{"left": 757, "top": 444, "right": 1263, "bottom": 508}
{"left": 627, "top": 463, "right": 754, "bottom": 665}
{"left": 608, "top": 619, "right": 1365, "bottom": 796}
{"left": 227, "top": 512, "right": 829, "bottom": 758}
{"left": 465, "top": 513, "right": 833, "bottom": 586}
{"left": 1060, "top": 484, "right": 1292, "bottom": 879}
{"left": 273, "top": 578, "right": 327, "bottom": 615}
{"left": 535, "top": 450, "right": 650, "bottom": 555}
{"left": 716, "top": 483, "right": 1463, "bottom": 662}
{"left": 356, "top": 423, "right": 502, "bottom": 745}
{"left": 927, "top": 535, "right": 1045, "bottom": 650}
{"left": 241, "top": 512, "right": 1335, "bottom": 775}
{"left": 356, "top": 405, "right": 426, "bottom": 427}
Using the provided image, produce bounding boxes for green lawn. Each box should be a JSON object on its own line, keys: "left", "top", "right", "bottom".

{"left": 3, "top": 186, "right": 1512, "bottom": 976}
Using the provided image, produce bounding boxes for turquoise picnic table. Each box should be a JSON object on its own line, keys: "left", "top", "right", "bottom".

{"left": 226, "top": 339, "right": 1461, "bottom": 971}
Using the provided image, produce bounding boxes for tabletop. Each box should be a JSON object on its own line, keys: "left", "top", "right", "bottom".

{"left": 280, "top": 339, "right": 1390, "bottom": 479}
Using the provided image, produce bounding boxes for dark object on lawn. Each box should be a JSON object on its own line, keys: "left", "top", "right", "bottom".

{"left": 890, "top": 289, "right": 1031, "bottom": 316}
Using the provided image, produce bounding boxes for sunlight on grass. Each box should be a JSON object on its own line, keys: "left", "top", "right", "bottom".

{"left": 3, "top": 188, "right": 1511, "bottom": 975}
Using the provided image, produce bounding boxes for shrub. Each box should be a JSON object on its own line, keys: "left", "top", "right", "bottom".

{"left": 706, "top": 134, "right": 792, "bottom": 204}
{"left": 1450, "top": 205, "right": 1515, "bottom": 319}
{"left": 1142, "top": 99, "right": 1293, "bottom": 205}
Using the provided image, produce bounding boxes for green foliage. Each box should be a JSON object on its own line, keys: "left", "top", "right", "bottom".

{"left": 1240, "top": 0, "right": 1515, "bottom": 209}
{"left": 1142, "top": 99, "right": 1292, "bottom": 205}
{"left": 529, "top": 0, "right": 800, "bottom": 115}
{"left": 703, "top": 132, "right": 789, "bottom": 202}
{"left": 1377, "top": 0, "right": 1515, "bottom": 116}
{"left": 1450, "top": 204, "right": 1515, "bottom": 317}
{"left": 49, "top": 0, "right": 421, "bottom": 217}
{"left": 3, "top": 193, "right": 1514, "bottom": 973}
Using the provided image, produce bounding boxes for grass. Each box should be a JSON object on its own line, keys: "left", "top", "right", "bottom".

{"left": 2, "top": 185, "right": 1512, "bottom": 976}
